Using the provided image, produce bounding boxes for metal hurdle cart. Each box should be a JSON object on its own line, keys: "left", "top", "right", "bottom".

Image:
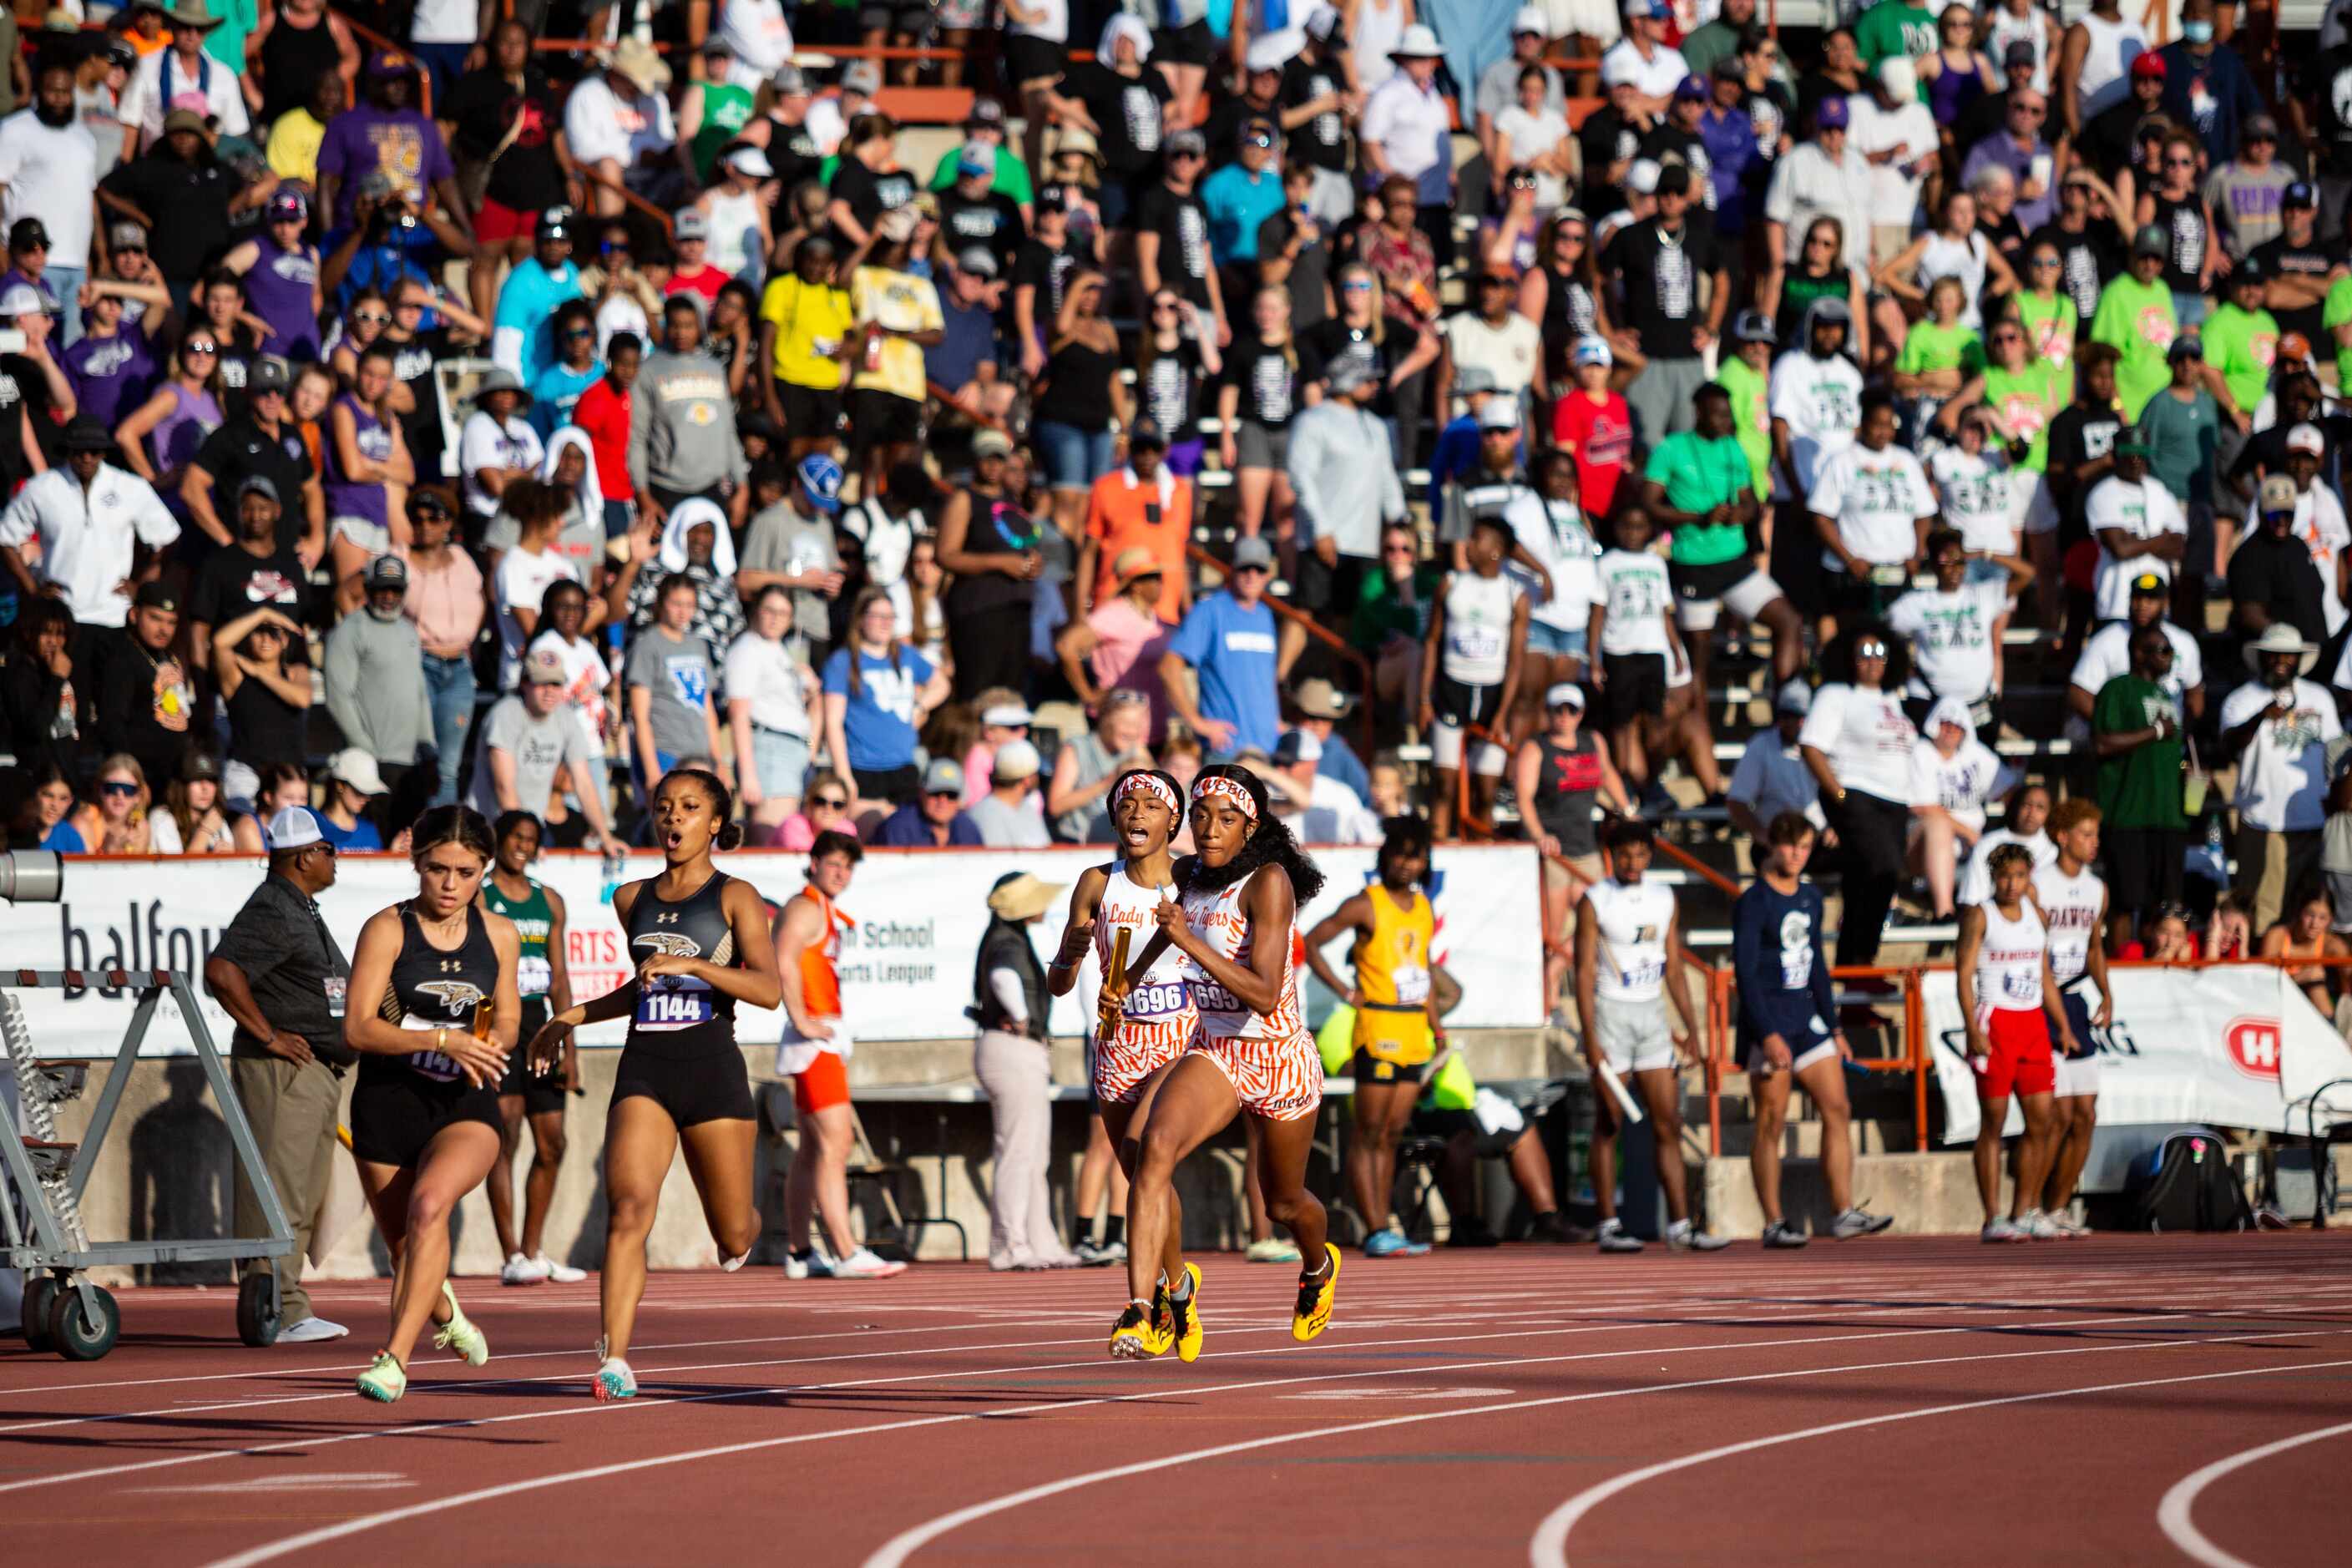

{"left": 3, "top": 969, "right": 296, "bottom": 1360}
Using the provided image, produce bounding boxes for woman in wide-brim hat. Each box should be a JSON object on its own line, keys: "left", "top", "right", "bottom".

{"left": 973, "top": 870, "right": 1082, "bottom": 1270}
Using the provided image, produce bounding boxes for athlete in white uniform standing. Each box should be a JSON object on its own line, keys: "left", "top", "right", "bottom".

{"left": 1956, "top": 842, "right": 2076, "bottom": 1243}
{"left": 1574, "top": 816, "right": 1719, "bottom": 1252}
{"left": 2031, "top": 800, "right": 2111, "bottom": 1237}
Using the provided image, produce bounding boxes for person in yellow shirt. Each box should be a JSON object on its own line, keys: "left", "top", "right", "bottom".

{"left": 1303, "top": 816, "right": 1442, "bottom": 1259}
{"left": 264, "top": 71, "right": 341, "bottom": 185}
{"left": 757, "top": 234, "right": 853, "bottom": 461}
{"left": 847, "top": 206, "right": 943, "bottom": 498}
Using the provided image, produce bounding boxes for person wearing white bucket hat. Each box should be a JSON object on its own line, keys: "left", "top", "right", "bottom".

{"left": 2221, "top": 621, "right": 2340, "bottom": 932}
{"left": 1361, "top": 23, "right": 1454, "bottom": 261}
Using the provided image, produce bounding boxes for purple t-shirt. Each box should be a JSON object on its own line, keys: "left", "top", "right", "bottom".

{"left": 244, "top": 233, "right": 321, "bottom": 362}
{"left": 316, "top": 107, "right": 457, "bottom": 231}
{"left": 63, "top": 329, "right": 159, "bottom": 432}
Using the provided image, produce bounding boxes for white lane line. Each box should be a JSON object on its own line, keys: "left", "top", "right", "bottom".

{"left": 873, "top": 1343, "right": 2352, "bottom": 1568}
{"left": 139, "top": 1473, "right": 417, "bottom": 1495}
{"left": 3, "top": 1299, "right": 2038, "bottom": 1493}
{"left": 0, "top": 1281, "right": 2255, "bottom": 1443}
{"left": 1527, "top": 1370, "right": 2352, "bottom": 1566}
{"left": 204, "top": 1318, "right": 2351, "bottom": 1568}
{"left": 2155, "top": 1419, "right": 2352, "bottom": 1568}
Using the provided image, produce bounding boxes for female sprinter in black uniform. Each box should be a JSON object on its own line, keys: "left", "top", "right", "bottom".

{"left": 344, "top": 806, "right": 522, "bottom": 1404}
{"left": 1128, "top": 765, "right": 1336, "bottom": 1358}
{"left": 525, "top": 767, "right": 780, "bottom": 1401}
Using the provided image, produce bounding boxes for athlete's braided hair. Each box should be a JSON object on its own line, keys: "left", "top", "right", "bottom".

{"left": 1180, "top": 764, "right": 1324, "bottom": 903}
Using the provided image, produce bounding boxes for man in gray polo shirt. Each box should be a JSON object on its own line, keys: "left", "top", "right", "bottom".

{"left": 203, "top": 807, "right": 353, "bottom": 1343}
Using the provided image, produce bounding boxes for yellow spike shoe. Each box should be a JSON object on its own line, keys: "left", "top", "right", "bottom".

{"left": 1169, "top": 1263, "right": 1204, "bottom": 1363}
{"left": 356, "top": 1352, "right": 407, "bottom": 1404}
{"left": 1291, "top": 1244, "right": 1340, "bottom": 1343}
{"left": 432, "top": 1282, "right": 489, "bottom": 1366}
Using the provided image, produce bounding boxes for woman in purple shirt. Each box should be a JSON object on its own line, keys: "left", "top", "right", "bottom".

{"left": 325, "top": 341, "right": 414, "bottom": 607}
{"left": 63, "top": 292, "right": 160, "bottom": 435}
{"left": 225, "top": 189, "right": 324, "bottom": 363}
{"left": 114, "top": 332, "right": 224, "bottom": 528}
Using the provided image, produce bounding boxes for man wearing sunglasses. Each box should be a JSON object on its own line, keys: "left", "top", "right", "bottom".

{"left": 490, "top": 206, "right": 584, "bottom": 388}
{"left": 205, "top": 805, "right": 354, "bottom": 1346}
{"left": 1960, "top": 87, "right": 2061, "bottom": 235}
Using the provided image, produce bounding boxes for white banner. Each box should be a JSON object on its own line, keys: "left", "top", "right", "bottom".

{"left": 1926, "top": 964, "right": 2352, "bottom": 1142}
{"left": 4, "top": 844, "right": 1545, "bottom": 1058}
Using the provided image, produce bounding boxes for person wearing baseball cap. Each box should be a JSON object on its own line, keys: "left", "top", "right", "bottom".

{"left": 1762, "top": 91, "right": 1869, "bottom": 277}
{"left": 2082, "top": 424, "right": 2190, "bottom": 623}
{"left": 938, "top": 137, "right": 1024, "bottom": 274}
{"left": 873, "top": 756, "right": 984, "bottom": 847}
{"left": 1162, "top": 533, "right": 1281, "bottom": 757}
{"left": 2228, "top": 472, "right": 2329, "bottom": 652}
{"left": 315, "top": 748, "right": 389, "bottom": 851}
{"left": 2242, "top": 177, "right": 2329, "bottom": 358}
{"left": 468, "top": 645, "right": 615, "bottom": 844}
{"left": 0, "top": 413, "right": 177, "bottom": 632}
{"left": 2092, "top": 223, "right": 2182, "bottom": 418}
{"left": 207, "top": 791, "right": 357, "bottom": 1346}
{"left": 1075, "top": 401, "right": 1192, "bottom": 626}
{"left": 1601, "top": 0, "right": 1687, "bottom": 114}
{"left": 1474, "top": 10, "right": 1565, "bottom": 172}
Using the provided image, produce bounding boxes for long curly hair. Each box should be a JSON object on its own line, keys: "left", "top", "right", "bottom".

{"left": 1179, "top": 765, "right": 1324, "bottom": 903}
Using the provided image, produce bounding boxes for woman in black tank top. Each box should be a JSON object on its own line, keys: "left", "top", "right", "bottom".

{"left": 342, "top": 806, "right": 521, "bottom": 1404}
{"left": 526, "top": 767, "right": 781, "bottom": 1403}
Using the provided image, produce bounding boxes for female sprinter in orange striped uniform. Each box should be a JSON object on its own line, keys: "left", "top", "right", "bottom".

{"left": 1121, "top": 765, "right": 1334, "bottom": 1360}
{"left": 1046, "top": 769, "right": 1198, "bottom": 1358}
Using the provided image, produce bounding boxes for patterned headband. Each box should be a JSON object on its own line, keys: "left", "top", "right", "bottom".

{"left": 1115, "top": 772, "right": 1181, "bottom": 815}
{"left": 1191, "top": 775, "right": 1257, "bottom": 822}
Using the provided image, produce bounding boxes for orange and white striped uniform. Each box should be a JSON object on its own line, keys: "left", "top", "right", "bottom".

{"left": 1179, "top": 873, "right": 1321, "bottom": 1120}
{"left": 1090, "top": 861, "right": 1196, "bottom": 1105}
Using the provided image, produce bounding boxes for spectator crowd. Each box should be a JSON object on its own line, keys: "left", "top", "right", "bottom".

{"left": 3, "top": 0, "right": 2352, "bottom": 1039}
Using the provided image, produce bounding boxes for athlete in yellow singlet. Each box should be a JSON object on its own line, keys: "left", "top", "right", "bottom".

{"left": 1303, "top": 817, "right": 1442, "bottom": 1258}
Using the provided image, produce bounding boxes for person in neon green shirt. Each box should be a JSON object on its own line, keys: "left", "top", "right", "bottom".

{"left": 2090, "top": 226, "right": 2178, "bottom": 420}
{"left": 1716, "top": 311, "right": 1777, "bottom": 503}
{"left": 1894, "top": 276, "right": 1985, "bottom": 410}
{"left": 1638, "top": 380, "right": 1804, "bottom": 690}
{"left": 1940, "top": 318, "right": 2068, "bottom": 600}
{"left": 2203, "top": 262, "right": 2278, "bottom": 423}
{"left": 2325, "top": 271, "right": 2352, "bottom": 391}
{"left": 2011, "top": 240, "right": 2079, "bottom": 376}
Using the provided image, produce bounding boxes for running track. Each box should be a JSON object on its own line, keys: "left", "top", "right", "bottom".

{"left": 3, "top": 1237, "right": 2347, "bottom": 1565}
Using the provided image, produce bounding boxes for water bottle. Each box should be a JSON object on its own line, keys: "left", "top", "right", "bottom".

{"left": 599, "top": 846, "right": 627, "bottom": 907}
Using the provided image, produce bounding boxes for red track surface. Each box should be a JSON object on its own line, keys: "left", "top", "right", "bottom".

{"left": 4, "top": 1236, "right": 2349, "bottom": 1565}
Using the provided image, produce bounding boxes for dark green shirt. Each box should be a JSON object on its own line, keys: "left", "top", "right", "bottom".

{"left": 2093, "top": 672, "right": 2190, "bottom": 830}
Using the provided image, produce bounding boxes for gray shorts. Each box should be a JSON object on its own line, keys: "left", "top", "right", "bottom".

{"left": 1235, "top": 421, "right": 1290, "bottom": 473}
{"left": 1623, "top": 356, "right": 1707, "bottom": 448}
{"left": 1594, "top": 994, "right": 1676, "bottom": 1075}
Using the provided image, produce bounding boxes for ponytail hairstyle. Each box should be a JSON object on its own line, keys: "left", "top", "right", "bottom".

{"left": 660, "top": 766, "right": 744, "bottom": 850}
{"left": 1180, "top": 763, "right": 1325, "bottom": 903}
{"left": 411, "top": 804, "right": 498, "bottom": 864}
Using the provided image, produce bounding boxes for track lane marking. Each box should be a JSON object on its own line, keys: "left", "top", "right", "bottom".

{"left": 198, "top": 1321, "right": 2352, "bottom": 1565}
{"left": 2154, "top": 1419, "right": 2352, "bottom": 1568}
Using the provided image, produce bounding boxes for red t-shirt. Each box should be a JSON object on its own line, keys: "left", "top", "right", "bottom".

{"left": 1552, "top": 390, "right": 1634, "bottom": 519}
{"left": 571, "top": 377, "right": 634, "bottom": 502}
{"left": 666, "top": 266, "right": 728, "bottom": 306}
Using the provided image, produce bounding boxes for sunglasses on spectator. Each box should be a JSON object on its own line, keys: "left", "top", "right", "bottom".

{"left": 1555, "top": 230, "right": 1586, "bottom": 244}
{"left": 2164, "top": 156, "right": 2196, "bottom": 168}
{"left": 564, "top": 326, "right": 595, "bottom": 337}
{"left": 185, "top": 340, "right": 217, "bottom": 356}
{"left": 1856, "top": 641, "right": 1887, "bottom": 658}
{"left": 100, "top": 781, "right": 139, "bottom": 797}
{"left": 396, "top": 298, "right": 425, "bottom": 311}
{"left": 811, "top": 793, "right": 848, "bottom": 809}
{"left": 1233, "top": 563, "right": 1271, "bottom": 575}
{"left": 1340, "top": 280, "right": 1373, "bottom": 292}
{"left": 354, "top": 311, "right": 389, "bottom": 325}
{"left": 2030, "top": 255, "right": 2061, "bottom": 267}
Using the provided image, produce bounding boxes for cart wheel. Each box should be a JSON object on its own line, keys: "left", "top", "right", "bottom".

{"left": 236, "top": 1272, "right": 281, "bottom": 1347}
{"left": 49, "top": 1285, "right": 119, "bottom": 1362}
{"left": 20, "top": 1277, "right": 56, "bottom": 1353}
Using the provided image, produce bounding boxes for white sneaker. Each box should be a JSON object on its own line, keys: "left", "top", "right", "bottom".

{"left": 1980, "top": 1216, "right": 2026, "bottom": 1243}
{"left": 1596, "top": 1218, "right": 1644, "bottom": 1254}
{"left": 534, "top": 1253, "right": 588, "bottom": 1283}
{"left": 2017, "top": 1208, "right": 2060, "bottom": 1241}
{"left": 829, "top": 1247, "right": 908, "bottom": 1279}
{"left": 276, "top": 1315, "right": 349, "bottom": 1343}
{"left": 1667, "top": 1219, "right": 1730, "bottom": 1252}
{"left": 501, "top": 1252, "right": 550, "bottom": 1286}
